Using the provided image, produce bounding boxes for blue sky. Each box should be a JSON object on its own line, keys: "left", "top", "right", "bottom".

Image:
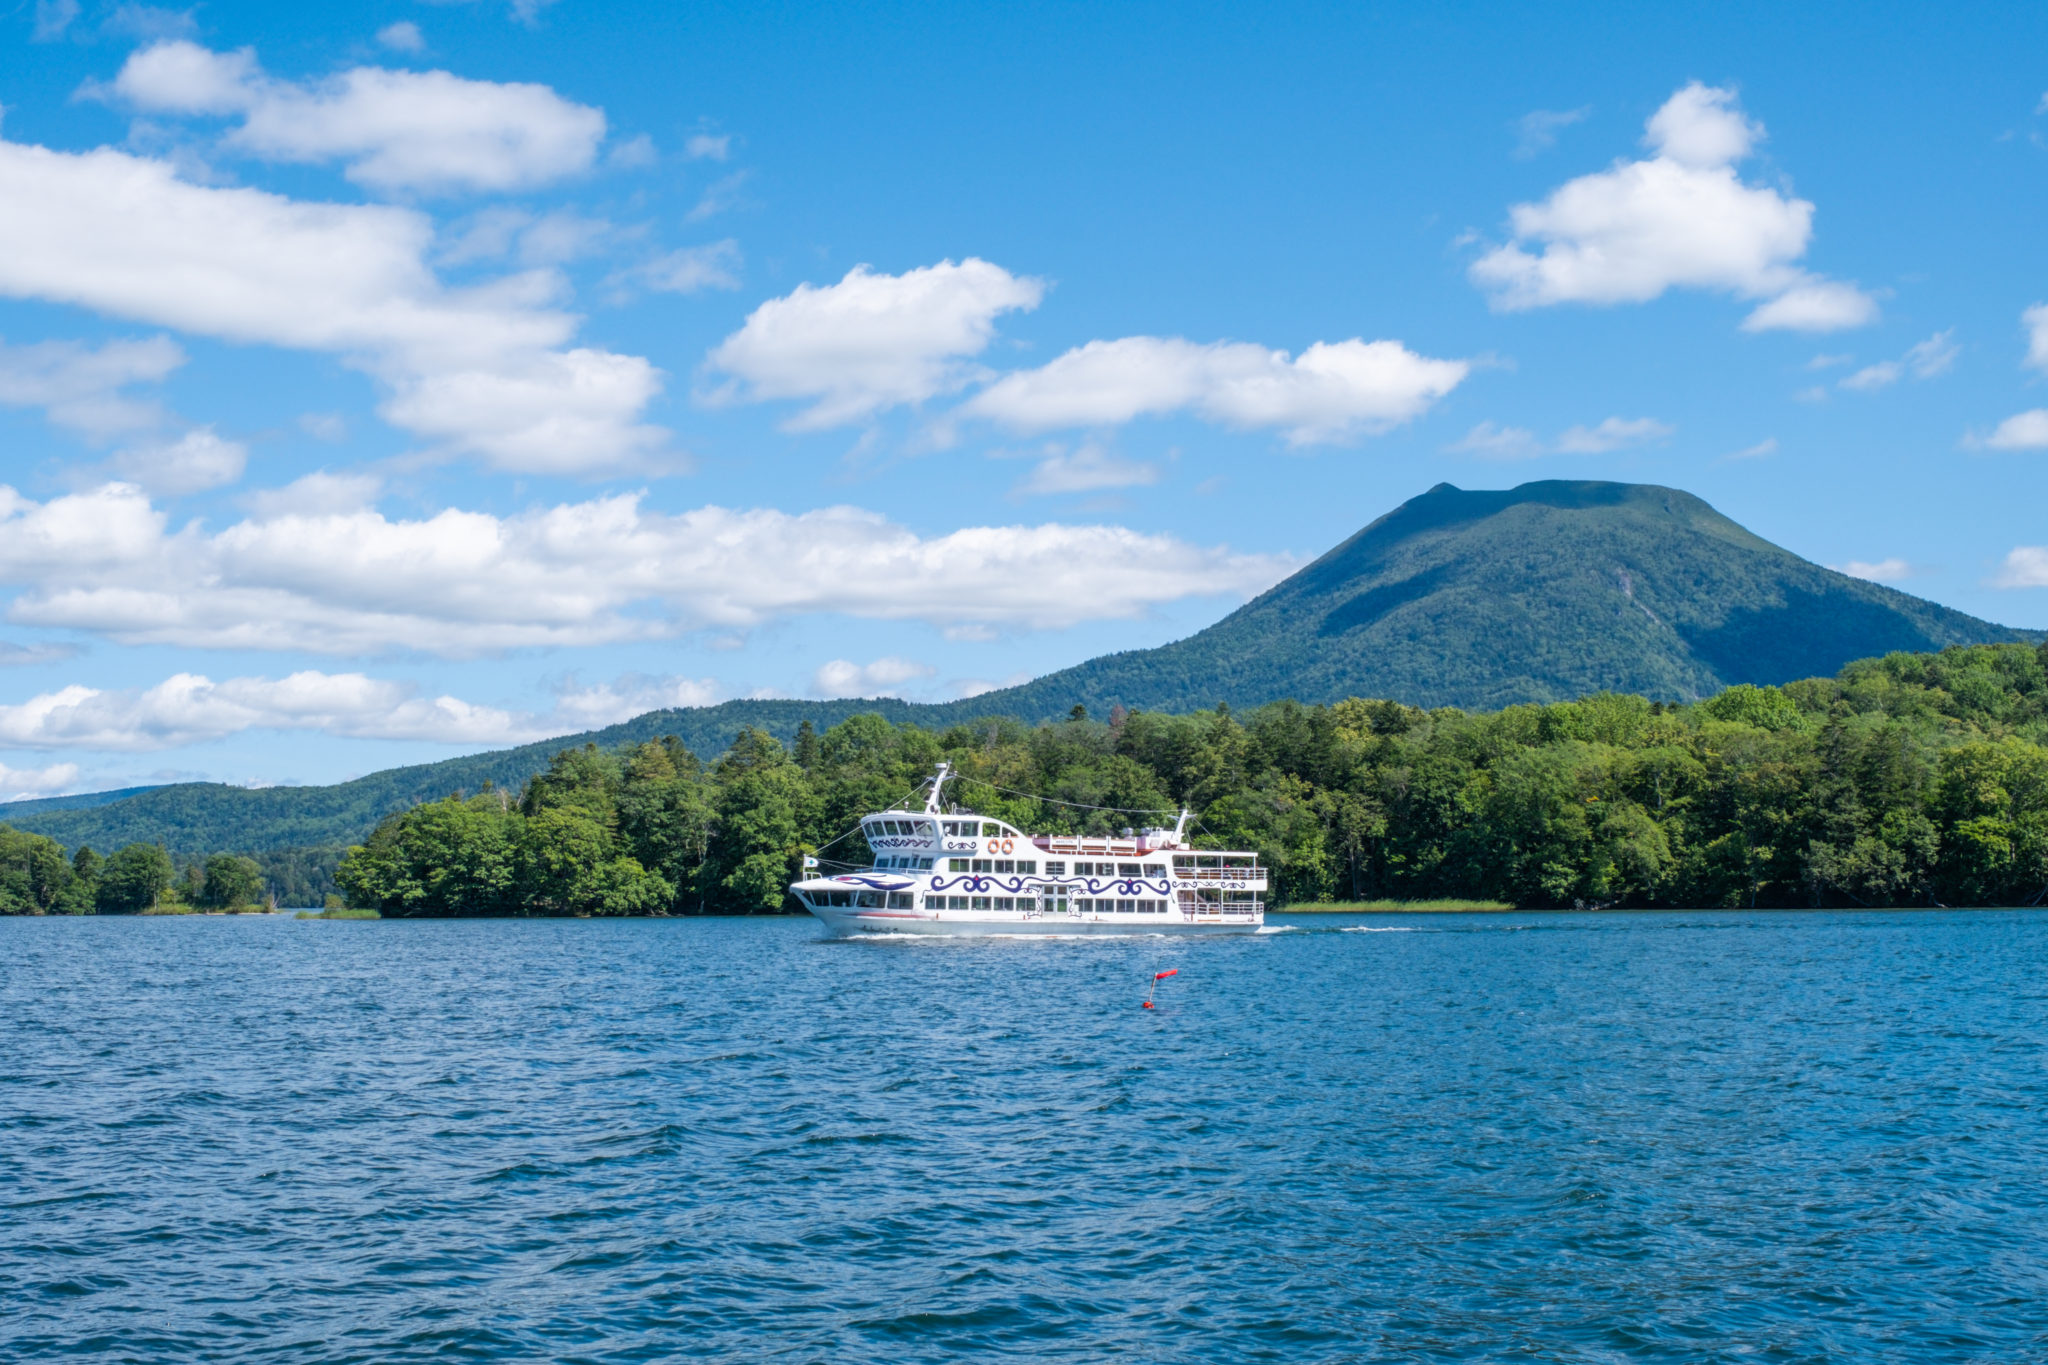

{"left": 1, "top": 0, "right": 2046, "bottom": 795}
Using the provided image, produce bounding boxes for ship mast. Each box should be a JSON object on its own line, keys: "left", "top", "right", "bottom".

{"left": 924, "top": 762, "right": 952, "bottom": 815}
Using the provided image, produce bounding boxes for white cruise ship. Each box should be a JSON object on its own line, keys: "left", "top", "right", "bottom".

{"left": 790, "top": 764, "right": 1266, "bottom": 936}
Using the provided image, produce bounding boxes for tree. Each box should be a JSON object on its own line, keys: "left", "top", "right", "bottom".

{"left": 97, "top": 843, "right": 175, "bottom": 914}
{"left": 196, "top": 854, "right": 265, "bottom": 910}
{"left": 0, "top": 826, "right": 80, "bottom": 915}
{"left": 337, "top": 796, "right": 519, "bottom": 916}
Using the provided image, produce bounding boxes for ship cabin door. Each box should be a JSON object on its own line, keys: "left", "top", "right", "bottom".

{"left": 1044, "top": 885, "right": 1070, "bottom": 916}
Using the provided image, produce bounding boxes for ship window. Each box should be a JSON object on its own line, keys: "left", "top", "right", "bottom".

{"left": 1118, "top": 863, "right": 1143, "bottom": 877}
{"left": 1017, "top": 860, "right": 1035, "bottom": 874}
{"left": 887, "top": 892, "right": 914, "bottom": 909}
{"left": 1073, "top": 861, "right": 1093, "bottom": 875}
{"left": 1116, "top": 899, "right": 1135, "bottom": 913}
{"left": 994, "top": 897, "right": 1014, "bottom": 911}
{"left": 1045, "top": 861, "right": 1065, "bottom": 876}
{"left": 950, "top": 858, "right": 969, "bottom": 872}
{"left": 994, "top": 859, "right": 1013, "bottom": 873}
{"left": 971, "top": 896, "right": 991, "bottom": 911}
{"left": 972, "top": 859, "right": 992, "bottom": 874}
{"left": 856, "top": 891, "right": 883, "bottom": 908}
{"left": 917, "top": 858, "right": 932, "bottom": 870}
{"left": 982, "top": 823, "right": 1001, "bottom": 837}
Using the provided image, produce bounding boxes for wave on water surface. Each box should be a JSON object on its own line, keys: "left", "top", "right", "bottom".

{"left": 5, "top": 910, "right": 2047, "bottom": 1363}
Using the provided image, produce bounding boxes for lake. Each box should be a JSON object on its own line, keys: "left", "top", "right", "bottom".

{"left": 4, "top": 910, "right": 2047, "bottom": 1362}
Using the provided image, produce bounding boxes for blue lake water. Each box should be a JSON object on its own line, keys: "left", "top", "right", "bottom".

{"left": 4, "top": 911, "right": 2048, "bottom": 1363}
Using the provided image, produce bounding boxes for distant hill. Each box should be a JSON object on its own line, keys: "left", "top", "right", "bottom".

{"left": 2, "top": 478, "right": 2035, "bottom": 862}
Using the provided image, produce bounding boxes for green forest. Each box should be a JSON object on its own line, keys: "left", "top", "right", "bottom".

{"left": 10, "top": 641, "right": 2048, "bottom": 916}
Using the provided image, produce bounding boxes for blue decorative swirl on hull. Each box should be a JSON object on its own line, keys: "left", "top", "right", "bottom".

{"left": 926, "top": 874, "right": 1171, "bottom": 895}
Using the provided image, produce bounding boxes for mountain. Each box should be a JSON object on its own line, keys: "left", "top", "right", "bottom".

{"left": 2, "top": 479, "right": 2035, "bottom": 862}
{"left": 962, "top": 479, "right": 2039, "bottom": 715}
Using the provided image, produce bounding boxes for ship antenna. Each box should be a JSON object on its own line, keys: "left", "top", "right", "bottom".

{"left": 925, "top": 762, "right": 952, "bottom": 816}
{"left": 1173, "top": 807, "right": 1191, "bottom": 844}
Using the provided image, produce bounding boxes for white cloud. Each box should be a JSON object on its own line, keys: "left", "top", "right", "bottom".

{"left": 546, "top": 674, "right": 725, "bottom": 729}
{"left": 2024, "top": 303, "right": 2048, "bottom": 373}
{"left": 0, "top": 668, "right": 720, "bottom": 752}
{"left": 706, "top": 259, "right": 1045, "bottom": 428}
{"left": 1991, "top": 547, "right": 2048, "bottom": 588}
{"left": 1840, "top": 330, "right": 1958, "bottom": 392}
{"left": 1982, "top": 410, "right": 2048, "bottom": 450}
{"left": 513, "top": 210, "right": 613, "bottom": 265}
{"left": 378, "top": 348, "right": 667, "bottom": 475}
{"left": 1014, "top": 443, "right": 1160, "bottom": 495}
{"left": 1445, "top": 416, "right": 1670, "bottom": 458}
{"left": 376, "top": 21, "right": 424, "bottom": 53}
{"left": 1724, "top": 437, "right": 1778, "bottom": 460}
{"left": 606, "top": 134, "right": 657, "bottom": 170}
{"left": 32, "top": 0, "right": 80, "bottom": 42}
{"left": 1741, "top": 280, "right": 1880, "bottom": 333}
{"left": 100, "top": 5, "right": 194, "bottom": 42}
{"left": 684, "top": 133, "right": 731, "bottom": 161}
{"left": 0, "top": 335, "right": 184, "bottom": 439}
{"left": 1472, "top": 82, "right": 1874, "bottom": 331}
{"left": 686, "top": 170, "right": 752, "bottom": 222}
{"left": 109, "top": 427, "right": 247, "bottom": 494}
{"left": 951, "top": 671, "right": 1034, "bottom": 700}
{"left": 0, "top": 483, "right": 1295, "bottom": 656}
{"left": 0, "top": 760, "right": 82, "bottom": 800}
{"left": 1446, "top": 421, "right": 1542, "bottom": 459}
{"left": 109, "top": 41, "right": 607, "bottom": 195}
{"left": 298, "top": 412, "right": 347, "bottom": 442}
{"left": 1835, "top": 557, "right": 1912, "bottom": 582}
{"left": 242, "top": 470, "right": 383, "bottom": 517}
{"left": 0, "top": 641, "right": 81, "bottom": 667}
{"left": 616, "top": 240, "right": 742, "bottom": 295}
{"left": 1554, "top": 416, "right": 1673, "bottom": 453}
{"left": 964, "top": 336, "right": 1468, "bottom": 445}
{"left": 0, "top": 135, "right": 664, "bottom": 472}
{"left": 1513, "top": 107, "right": 1589, "bottom": 159}
{"left": 811, "top": 657, "right": 936, "bottom": 699}
{"left": 1643, "top": 82, "right": 1761, "bottom": 167}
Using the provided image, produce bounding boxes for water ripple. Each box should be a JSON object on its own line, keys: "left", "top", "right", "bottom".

{"left": 4, "top": 910, "right": 2048, "bottom": 1361}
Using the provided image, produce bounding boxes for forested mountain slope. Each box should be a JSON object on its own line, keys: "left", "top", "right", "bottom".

{"left": 326, "top": 642, "right": 2048, "bottom": 914}
{"left": 2, "top": 479, "right": 2034, "bottom": 864}
{"left": 962, "top": 480, "right": 2038, "bottom": 717}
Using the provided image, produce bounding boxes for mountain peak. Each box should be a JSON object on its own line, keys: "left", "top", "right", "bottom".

{"left": 970, "top": 478, "right": 2035, "bottom": 714}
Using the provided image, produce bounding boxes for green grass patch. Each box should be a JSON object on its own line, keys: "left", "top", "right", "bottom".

{"left": 294, "top": 907, "right": 382, "bottom": 919}
{"left": 1280, "top": 898, "right": 1515, "bottom": 913}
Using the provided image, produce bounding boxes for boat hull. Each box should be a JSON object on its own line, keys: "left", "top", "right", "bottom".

{"left": 806, "top": 905, "right": 1261, "bottom": 937}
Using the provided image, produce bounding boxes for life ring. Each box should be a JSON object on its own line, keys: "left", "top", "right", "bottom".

{"left": 986, "top": 839, "right": 998, "bottom": 855}
{"left": 1001, "top": 838, "right": 1014, "bottom": 855}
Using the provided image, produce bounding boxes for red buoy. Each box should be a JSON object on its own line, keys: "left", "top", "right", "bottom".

{"left": 1143, "top": 968, "right": 1178, "bottom": 1009}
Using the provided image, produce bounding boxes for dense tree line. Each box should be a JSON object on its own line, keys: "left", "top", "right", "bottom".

{"left": 0, "top": 834, "right": 269, "bottom": 915}
{"left": 329, "top": 643, "right": 2048, "bottom": 915}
